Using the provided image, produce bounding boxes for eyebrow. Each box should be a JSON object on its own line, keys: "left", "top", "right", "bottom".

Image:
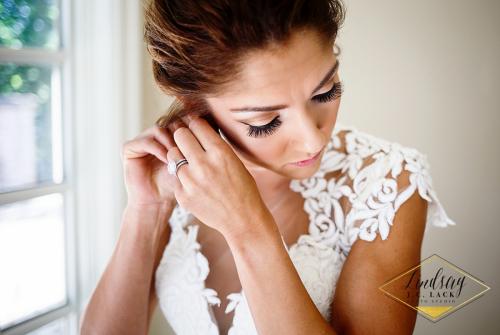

{"left": 230, "top": 59, "right": 340, "bottom": 113}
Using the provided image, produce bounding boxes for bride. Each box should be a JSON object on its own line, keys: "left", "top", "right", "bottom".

{"left": 80, "top": 0, "right": 455, "bottom": 334}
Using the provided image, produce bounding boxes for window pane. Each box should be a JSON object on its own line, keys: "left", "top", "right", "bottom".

{"left": 0, "top": 193, "right": 67, "bottom": 330}
{"left": 0, "top": 0, "right": 60, "bottom": 50}
{"left": 0, "top": 63, "right": 63, "bottom": 193}
{"left": 26, "top": 316, "right": 70, "bottom": 335}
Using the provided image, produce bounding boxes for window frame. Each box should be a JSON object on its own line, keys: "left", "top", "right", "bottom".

{"left": 0, "top": 0, "right": 76, "bottom": 333}
{"left": 0, "top": 0, "right": 143, "bottom": 334}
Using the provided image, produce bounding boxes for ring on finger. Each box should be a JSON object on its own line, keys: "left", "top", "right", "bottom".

{"left": 167, "top": 158, "right": 189, "bottom": 177}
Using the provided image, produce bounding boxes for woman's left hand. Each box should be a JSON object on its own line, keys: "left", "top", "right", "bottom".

{"left": 168, "top": 115, "right": 272, "bottom": 239}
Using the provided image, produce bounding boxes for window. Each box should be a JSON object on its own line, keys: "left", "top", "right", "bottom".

{"left": 1, "top": 0, "right": 145, "bottom": 333}
{"left": 0, "top": 0, "right": 76, "bottom": 333}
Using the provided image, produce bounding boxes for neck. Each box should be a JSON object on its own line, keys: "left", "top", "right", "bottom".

{"left": 250, "top": 167, "right": 291, "bottom": 198}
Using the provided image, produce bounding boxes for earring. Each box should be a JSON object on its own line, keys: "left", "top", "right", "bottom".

{"left": 218, "top": 128, "right": 231, "bottom": 145}
{"left": 218, "top": 127, "right": 225, "bottom": 139}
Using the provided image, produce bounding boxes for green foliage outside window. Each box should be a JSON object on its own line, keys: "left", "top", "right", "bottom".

{"left": 0, "top": 0, "right": 59, "bottom": 96}
{"left": 0, "top": 0, "right": 59, "bottom": 50}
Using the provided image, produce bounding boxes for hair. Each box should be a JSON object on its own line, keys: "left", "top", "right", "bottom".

{"left": 144, "top": 0, "right": 346, "bottom": 129}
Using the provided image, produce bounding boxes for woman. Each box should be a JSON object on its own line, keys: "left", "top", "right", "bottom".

{"left": 80, "top": 0, "right": 455, "bottom": 334}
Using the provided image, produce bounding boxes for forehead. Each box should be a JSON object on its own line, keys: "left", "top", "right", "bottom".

{"left": 208, "top": 28, "right": 335, "bottom": 104}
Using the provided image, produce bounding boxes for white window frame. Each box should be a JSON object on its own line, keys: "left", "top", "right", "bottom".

{"left": 0, "top": 0, "right": 143, "bottom": 334}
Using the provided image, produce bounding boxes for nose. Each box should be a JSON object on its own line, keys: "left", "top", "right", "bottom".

{"left": 293, "top": 109, "right": 325, "bottom": 156}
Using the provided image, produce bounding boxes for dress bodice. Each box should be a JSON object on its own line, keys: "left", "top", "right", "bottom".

{"left": 154, "top": 123, "right": 456, "bottom": 334}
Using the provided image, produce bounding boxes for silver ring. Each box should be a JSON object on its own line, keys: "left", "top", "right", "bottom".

{"left": 167, "top": 158, "right": 189, "bottom": 177}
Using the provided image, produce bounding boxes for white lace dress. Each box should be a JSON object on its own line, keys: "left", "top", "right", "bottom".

{"left": 154, "top": 123, "right": 456, "bottom": 334}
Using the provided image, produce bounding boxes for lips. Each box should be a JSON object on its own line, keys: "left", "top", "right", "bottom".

{"left": 299, "top": 149, "right": 321, "bottom": 162}
{"left": 290, "top": 146, "right": 325, "bottom": 166}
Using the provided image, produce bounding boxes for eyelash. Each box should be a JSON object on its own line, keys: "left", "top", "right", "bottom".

{"left": 246, "top": 80, "right": 344, "bottom": 138}
{"left": 312, "top": 80, "right": 344, "bottom": 103}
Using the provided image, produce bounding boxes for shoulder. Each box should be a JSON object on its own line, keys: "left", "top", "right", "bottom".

{"left": 326, "top": 125, "right": 455, "bottom": 333}
{"left": 329, "top": 183, "right": 427, "bottom": 334}
{"left": 321, "top": 123, "right": 456, "bottom": 246}
{"left": 324, "top": 122, "right": 432, "bottom": 182}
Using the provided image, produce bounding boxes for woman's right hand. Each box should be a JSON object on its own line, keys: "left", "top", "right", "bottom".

{"left": 121, "top": 119, "right": 187, "bottom": 208}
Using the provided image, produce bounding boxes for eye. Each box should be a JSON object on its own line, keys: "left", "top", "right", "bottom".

{"left": 244, "top": 81, "right": 343, "bottom": 138}
{"left": 312, "top": 80, "right": 344, "bottom": 103}
{"left": 246, "top": 116, "right": 282, "bottom": 138}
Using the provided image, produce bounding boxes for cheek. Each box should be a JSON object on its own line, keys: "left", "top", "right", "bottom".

{"left": 213, "top": 120, "right": 287, "bottom": 166}
{"left": 315, "top": 100, "right": 340, "bottom": 132}
{"left": 236, "top": 131, "right": 297, "bottom": 170}
{"left": 244, "top": 136, "right": 289, "bottom": 163}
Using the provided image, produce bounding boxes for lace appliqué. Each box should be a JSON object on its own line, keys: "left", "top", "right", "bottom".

{"left": 155, "top": 219, "right": 221, "bottom": 335}
{"left": 288, "top": 235, "right": 345, "bottom": 321}
{"left": 341, "top": 128, "right": 456, "bottom": 249}
{"left": 290, "top": 124, "right": 456, "bottom": 254}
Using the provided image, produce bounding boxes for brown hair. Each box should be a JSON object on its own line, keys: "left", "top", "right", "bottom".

{"left": 144, "top": 0, "right": 346, "bottom": 129}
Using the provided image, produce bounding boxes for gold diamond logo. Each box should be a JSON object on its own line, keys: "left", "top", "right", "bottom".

{"left": 379, "top": 254, "right": 490, "bottom": 322}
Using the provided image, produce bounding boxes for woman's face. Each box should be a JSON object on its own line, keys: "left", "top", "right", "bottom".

{"left": 205, "top": 28, "right": 342, "bottom": 180}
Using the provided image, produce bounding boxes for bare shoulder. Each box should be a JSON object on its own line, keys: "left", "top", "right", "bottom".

{"left": 310, "top": 124, "right": 451, "bottom": 333}
{"left": 329, "top": 167, "right": 428, "bottom": 335}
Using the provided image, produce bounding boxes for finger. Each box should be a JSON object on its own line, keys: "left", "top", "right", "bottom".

{"left": 166, "top": 146, "right": 190, "bottom": 187}
{"left": 143, "top": 125, "right": 176, "bottom": 150}
{"left": 123, "top": 136, "right": 169, "bottom": 164}
{"left": 172, "top": 126, "right": 206, "bottom": 164}
{"left": 186, "top": 115, "right": 225, "bottom": 150}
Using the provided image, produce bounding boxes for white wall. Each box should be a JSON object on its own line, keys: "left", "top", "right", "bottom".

{"left": 142, "top": 1, "right": 500, "bottom": 333}
{"left": 335, "top": 1, "right": 499, "bottom": 333}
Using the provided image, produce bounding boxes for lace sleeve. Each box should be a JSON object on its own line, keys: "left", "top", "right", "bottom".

{"left": 343, "top": 144, "right": 456, "bottom": 244}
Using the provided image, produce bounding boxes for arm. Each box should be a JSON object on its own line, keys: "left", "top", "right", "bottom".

{"left": 224, "top": 171, "right": 427, "bottom": 335}
{"left": 79, "top": 202, "right": 174, "bottom": 335}
{"left": 330, "top": 180, "right": 428, "bottom": 334}
{"left": 225, "top": 206, "right": 338, "bottom": 335}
